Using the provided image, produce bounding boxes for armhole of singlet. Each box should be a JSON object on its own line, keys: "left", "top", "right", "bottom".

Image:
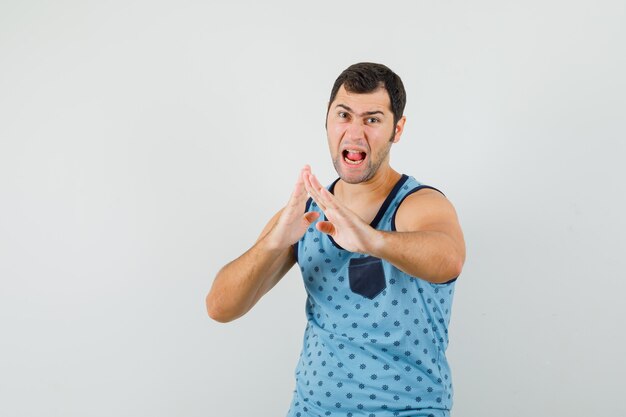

{"left": 293, "top": 197, "right": 314, "bottom": 264}
{"left": 390, "top": 185, "right": 445, "bottom": 232}
{"left": 390, "top": 185, "right": 457, "bottom": 285}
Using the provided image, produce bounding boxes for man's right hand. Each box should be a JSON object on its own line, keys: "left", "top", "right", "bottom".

{"left": 206, "top": 166, "right": 320, "bottom": 322}
{"left": 265, "top": 165, "right": 320, "bottom": 250}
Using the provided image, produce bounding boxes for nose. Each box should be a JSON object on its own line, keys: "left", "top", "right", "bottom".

{"left": 344, "top": 119, "right": 365, "bottom": 140}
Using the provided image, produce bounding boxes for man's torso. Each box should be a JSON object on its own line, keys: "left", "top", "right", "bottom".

{"left": 287, "top": 174, "right": 456, "bottom": 417}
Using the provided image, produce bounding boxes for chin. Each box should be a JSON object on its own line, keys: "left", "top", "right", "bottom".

{"left": 334, "top": 153, "right": 380, "bottom": 183}
{"left": 339, "top": 176, "right": 363, "bottom": 185}
{"left": 337, "top": 167, "right": 376, "bottom": 184}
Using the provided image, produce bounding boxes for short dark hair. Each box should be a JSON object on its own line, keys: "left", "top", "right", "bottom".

{"left": 327, "top": 62, "right": 406, "bottom": 126}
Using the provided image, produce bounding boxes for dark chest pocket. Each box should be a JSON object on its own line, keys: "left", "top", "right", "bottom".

{"left": 348, "top": 256, "right": 387, "bottom": 299}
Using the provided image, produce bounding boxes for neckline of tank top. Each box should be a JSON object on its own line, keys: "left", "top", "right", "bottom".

{"left": 326, "top": 173, "right": 409, "bottom": 229}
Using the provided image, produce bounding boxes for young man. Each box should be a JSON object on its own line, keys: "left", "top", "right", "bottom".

{"left": 206, "top": 63, "right": 466, "bottom": 417}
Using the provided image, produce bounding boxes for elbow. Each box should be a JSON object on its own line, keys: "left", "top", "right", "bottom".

{"left": 432, "top": 253, "right": 463, "bottom": 283}
{"left": 447, "top": 254, "right": 464, "bottom": 281}
{"left": 450, "top": 255, "right": 464, "bottom": 279}
{"left": 205, "top": 293, "right": 238, "bottom": 323}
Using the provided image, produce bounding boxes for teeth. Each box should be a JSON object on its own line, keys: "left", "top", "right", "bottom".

{"left": 344, "top": 156, "right": 364, "bottom": 165}
{"left": 346, "top": 149, "right": 362, "bottom": 154}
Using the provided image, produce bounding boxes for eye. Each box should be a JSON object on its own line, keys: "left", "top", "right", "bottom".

{"left": 366, "top": 117, "right": 379, "bottom": 124}
{"left": 338, "top": 111, "right": 348, "bottom": 119}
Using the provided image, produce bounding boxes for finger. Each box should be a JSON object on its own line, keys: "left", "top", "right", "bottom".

{"left": 288, "top": 167, "right": 309, "bottom": 207}
{"left": 303, "top": 211, "right": 320, "bottom": 225}
{"left": 303, "top": 172, "right": 326, "bottom": 211}
{"left": 317, "top": 183, "right": 339, "bottom": 210}
{"left": 309, "top": 173, "right": 338, "bottom": 208}
{"left": 316, "top": 220, "right": 336, "bottom": 236}
{"left": 300, "top": 170, "right": 311, "bottom": 195}
{"left": 308, "top": 172, "right": 325, "bottom": 191}
{"left": 307, "top": 172, "right": 325, "bottom": 200}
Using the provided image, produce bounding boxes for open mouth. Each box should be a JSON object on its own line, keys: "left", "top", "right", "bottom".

{"left": 342, "top": 149, "right": 367, "bottom": 165}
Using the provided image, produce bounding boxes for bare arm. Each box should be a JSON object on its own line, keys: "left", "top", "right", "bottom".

{"left": 205, "top": 210, "right": 293, "bottom": 323}
{"left": 205, "top": 167, "right": 319, "bottom": 323}
{"left": 369, "top": 190, "right": 465, "bottom": 283}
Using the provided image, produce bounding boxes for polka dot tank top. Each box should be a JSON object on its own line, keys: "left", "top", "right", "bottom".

{"left": 287, "top": 174, "right": 457, "bottom": 417}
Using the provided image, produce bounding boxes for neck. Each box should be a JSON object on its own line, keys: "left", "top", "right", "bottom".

{"left": 336, "top": 166, "right": 401, "bottom": 203}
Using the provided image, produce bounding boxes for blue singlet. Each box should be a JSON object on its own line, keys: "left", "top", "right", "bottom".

{"left": 286, "top": 174, "right": 457, "bottom": 417}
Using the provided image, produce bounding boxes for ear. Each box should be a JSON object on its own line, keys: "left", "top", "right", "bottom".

{"left": 392, "top": 116, "right": 406, "bottom": 143}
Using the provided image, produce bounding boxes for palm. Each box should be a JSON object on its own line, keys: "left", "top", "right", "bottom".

{"left": 268, "top": 166, "right": 320, "bottom": 249}
{"left": 302, "top": 171, "right": 375, "bottom": 254}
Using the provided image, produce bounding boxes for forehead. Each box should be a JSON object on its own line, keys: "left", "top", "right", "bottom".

{"left": 331, "top": 85, "right": 392, "bottom": 113}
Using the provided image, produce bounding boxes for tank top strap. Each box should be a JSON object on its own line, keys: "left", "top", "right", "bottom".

{"left": 377, "top": 175, "right": 445, "bottom": 232}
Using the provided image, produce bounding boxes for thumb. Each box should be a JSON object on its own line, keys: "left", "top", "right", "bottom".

{"left": 316, "top": 220, "right": 335, "bottom": 236}
{"left": 303, "top": 211, "right": 320, "bottom": 224}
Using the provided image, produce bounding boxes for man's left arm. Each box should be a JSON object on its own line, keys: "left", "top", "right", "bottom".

{"left": 303, "top": 172, "right": 465, "bottom": 284}
{"left": 369, "top": 189, "right": 465, "bottom": 284}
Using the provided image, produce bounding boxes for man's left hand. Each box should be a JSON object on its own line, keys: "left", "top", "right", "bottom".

{"left": 302, "top": 170, "right": 378, "bottom": 254}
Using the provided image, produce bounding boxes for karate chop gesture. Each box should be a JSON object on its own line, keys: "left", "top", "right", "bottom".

{"left": 302, "top": 170, "right": 377, "bottom": 254}
{"left": 266, "top": 166, "right": 321, "bottom": 250}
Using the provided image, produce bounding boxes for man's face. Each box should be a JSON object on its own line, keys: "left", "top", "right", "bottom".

{"left": 326, "top": 85, "right": 404, "bottom": 184}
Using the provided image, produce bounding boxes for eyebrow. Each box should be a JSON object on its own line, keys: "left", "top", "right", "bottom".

{"left": 335, "top": 104, "right": 385, "bottom": 117}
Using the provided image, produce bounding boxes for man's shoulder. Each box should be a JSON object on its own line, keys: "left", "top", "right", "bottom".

{"left": 400, "top": 175, "right": 444, "bottom": 195}
{"left": 394, "top": 183, "right": 457, "bottom": 232}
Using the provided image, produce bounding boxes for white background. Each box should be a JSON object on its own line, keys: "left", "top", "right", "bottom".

{"left": 1, "top": 1, "right": 625, "bottom": 416}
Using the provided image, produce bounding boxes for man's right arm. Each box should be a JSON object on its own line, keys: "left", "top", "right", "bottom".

{"left": 205, "top": 166, "right": 318, "bottom": 323}
{"left": 205, "top": 209, "right": 293, "bottom": 323}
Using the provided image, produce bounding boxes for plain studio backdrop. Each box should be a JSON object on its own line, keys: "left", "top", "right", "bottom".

{"left": 1, "top": 1, "right": 625, "bottom": 416}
